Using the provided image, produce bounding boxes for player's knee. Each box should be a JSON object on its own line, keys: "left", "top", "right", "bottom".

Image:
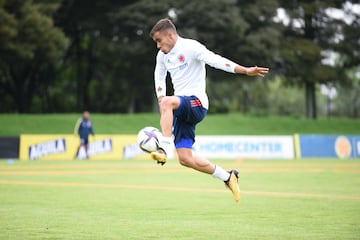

{"left": 159, "top": 96, "right": 179, "bottom": 111}
{"left": 159, "top": 97, "right": 172, "bottom": 109}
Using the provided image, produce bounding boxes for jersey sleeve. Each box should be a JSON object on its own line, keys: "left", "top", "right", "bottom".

{"left": 154, "top": 51, "right": 167, "bottom": 98}
{"left": 194, "top": 41, "right": 237, "bottom": 73}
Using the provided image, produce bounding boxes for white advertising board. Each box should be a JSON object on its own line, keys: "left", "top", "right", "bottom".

{"left": 193, "top": 136, "right": 294, "bottom": 159}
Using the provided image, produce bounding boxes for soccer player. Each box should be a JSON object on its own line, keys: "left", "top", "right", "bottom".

{"left": 74, "top": 111, "right": 95, "bottom": 159}
{"left": 149, "top": 18, "right": 269, "bottom": 202}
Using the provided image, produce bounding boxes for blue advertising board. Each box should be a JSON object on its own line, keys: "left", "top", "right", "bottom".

{"left": 298, "top": 134, "right": 360, "bottom": 158}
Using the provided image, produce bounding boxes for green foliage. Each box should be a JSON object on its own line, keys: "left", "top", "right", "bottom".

{"left": 278, "top": 0, "right": 359, "bottom": 119}
{"left": 267, "top": 77, "right": 305, "bottom": 116}
{"left": 238, "top": 0, "right": 281, "bottom": 67}
{"left": 0, "top": 0, "right": 68, "bottom": 112}
{"left": 52, "top": 0, "right": 168, "bottom": 113}
{"left": 0, "top": 0, "right": 358, "bottom": 118}
{"left": 175, "top": 0, "right": 247, "bottom": 56}
{"left": 331, "top": 67, "right": 360, "bottom": 118}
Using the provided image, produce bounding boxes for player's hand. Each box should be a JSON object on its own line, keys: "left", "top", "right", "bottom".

{"left": 246, "top": 66, "right": 269, "bottom": 77}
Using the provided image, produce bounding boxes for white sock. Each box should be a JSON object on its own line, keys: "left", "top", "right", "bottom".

{"left": 159, "top": 136, "right": 173, "bottom": 155}
{"left": 212, "top": 165, "right": 230, "bottom": 181}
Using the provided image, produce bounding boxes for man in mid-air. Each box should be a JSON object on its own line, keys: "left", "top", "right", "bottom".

{"left": 149, "top": 18, "right": 269, "bottom": 202}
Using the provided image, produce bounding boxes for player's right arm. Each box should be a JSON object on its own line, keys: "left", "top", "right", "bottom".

{"left": 154, "top": 51, "right": 167, "bottom": 100}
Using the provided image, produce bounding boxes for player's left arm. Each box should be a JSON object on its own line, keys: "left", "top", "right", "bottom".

{"left": 234, "top": 65, "right": 269, "bottom": 77}
{"left": 90, "top": 126, "right": 95, "bottom": 136}
{"left": 195, "top": 41, "right": 269, "bottom": 77}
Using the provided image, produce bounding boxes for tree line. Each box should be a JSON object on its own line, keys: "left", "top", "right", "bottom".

{"left": 0, "top": 0, "right": 359, "bottom": 118}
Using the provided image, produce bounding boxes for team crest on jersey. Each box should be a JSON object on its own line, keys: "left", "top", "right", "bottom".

{"left": 178, "top": 54, "right": 185, "bottom": 63}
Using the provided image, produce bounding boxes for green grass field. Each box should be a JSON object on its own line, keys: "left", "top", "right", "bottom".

{"left": 0, "top": 113, "right": 359, "bottom": 239}
{"left": 0, "top": 113, "right": 359, "bottom": 135}
{"left": 0, "top": 159, "right": 359, "bottom": 239}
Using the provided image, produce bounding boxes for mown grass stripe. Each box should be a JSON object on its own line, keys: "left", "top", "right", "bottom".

{"left": 1, "top": 180, "right": 359, "bottom": 201}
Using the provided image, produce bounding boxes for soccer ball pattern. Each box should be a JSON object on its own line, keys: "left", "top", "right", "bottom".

{"left": 137, "top": 126, "right": 162, "bottom": 153}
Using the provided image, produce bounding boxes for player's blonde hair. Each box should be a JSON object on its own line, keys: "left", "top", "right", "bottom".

{"left": 150, "top": 18, "right": 177, "bottom": 37}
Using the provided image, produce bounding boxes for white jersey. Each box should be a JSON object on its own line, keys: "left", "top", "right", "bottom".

{"left": 154, "top": 36, "right": 237, "bottom": 109}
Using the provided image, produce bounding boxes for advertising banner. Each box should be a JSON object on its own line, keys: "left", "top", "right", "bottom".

{"left": 354, "top": 137, "right": 360, "bottom": 158}
{"left": 193, "top": 136, "right": 294, "bottom": 159}
{"left": 297, "top": 134, "right": 360, "bottom": 158}
{"left": 19, "top": 134, "right": 151, "bottom": 160}
{"left": 18, "top": 134, "right": 360, "bottom": 160}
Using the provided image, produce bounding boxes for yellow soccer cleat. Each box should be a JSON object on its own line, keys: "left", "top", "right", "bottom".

{"left": 150, "top": 149, "right": 167, "bottom": 165}
{"left": 225, "top": 170, "right": 241, "bottom": 202}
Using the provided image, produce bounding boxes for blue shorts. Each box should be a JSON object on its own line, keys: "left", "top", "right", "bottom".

{"left": 173, "top": 96, "right": 207, "bottom": 149}
{"left": 80, "top": 137, "right": 89, "bottom": 145}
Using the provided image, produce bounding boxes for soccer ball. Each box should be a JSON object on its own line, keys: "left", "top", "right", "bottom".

{"left": 137, "top": 126, "right": 162, "bottom": 153}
